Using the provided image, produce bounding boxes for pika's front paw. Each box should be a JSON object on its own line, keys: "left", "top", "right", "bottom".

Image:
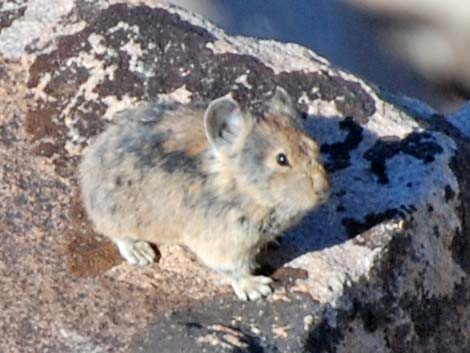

{"left": 115, "top": 239, "right": 156, "bottom": 266}
{"left": 231, "top": 275, "right": 273, "bottom": 301}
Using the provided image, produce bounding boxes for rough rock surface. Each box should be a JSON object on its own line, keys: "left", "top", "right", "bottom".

{"left": 1, "top": 1, "right": 470, "bottom": 352}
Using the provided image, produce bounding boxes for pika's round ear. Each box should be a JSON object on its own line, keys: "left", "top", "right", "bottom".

{"left": 268, "top": 86, "right": 299, "bottom": 119}
{"left": 204, "top": 96, "right": 248, "bottom": 152}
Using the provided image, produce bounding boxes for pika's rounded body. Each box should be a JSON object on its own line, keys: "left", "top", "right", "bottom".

{"left": 80, "top": 88, "right": 329, "bottom": 300}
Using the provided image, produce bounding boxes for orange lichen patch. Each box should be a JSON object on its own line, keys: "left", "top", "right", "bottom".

{"left": 24, "top": 107, "right": 61, "bottom": 141}
{"left": 31, "top": 142, "right": 60, "bottom": 158}
{"left": 68, "top": 191, "right": 88, "bottom": 224}
{"left": 65, "top": 191, "right": 162, "bottom": 277}
{"left": 27, "top": 54, "right": 54, "bottom": 88}
{"left": 65, "top": 236, "right": 122, "bottom": 277}
{"left": 272, "top": 266, "right": 308, "bottom": 290}
{"left": 65, "top": 192, "right": 117, "bottom": 276}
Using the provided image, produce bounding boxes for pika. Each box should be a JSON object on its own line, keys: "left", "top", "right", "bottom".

{"left": 79, "top": 87, "right": 329, "bottom": 300}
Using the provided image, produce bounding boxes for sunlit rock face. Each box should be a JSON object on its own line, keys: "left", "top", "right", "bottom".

{"left": 1, "top": 1, "right": 469, "bottom": 352}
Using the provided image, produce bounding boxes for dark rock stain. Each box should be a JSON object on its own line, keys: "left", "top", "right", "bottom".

{"left": 32, "top": 142, "right": 59, "bottom": 158}
{"left": 305, "top": 319, "right": 343, "bottom": 353}
{"left": 433, "top": 225, "right": 440, "bottom": 238}
{"left": 445, "top": 184, "right": 456, "bottom": 201}
{"left": 0, "top": 6, "right": 26, "bottom": 32}
{"left": 364, "top": 132, "right": 443, "bottom": 184}
{"left": 320, "top": 117, "right": 363, "bottom": 172}
{"left": 342, "top": 208, "right": 401, "bottom": 238}
{"left": 278, "top": 70, "right": 376, "bottom": 124}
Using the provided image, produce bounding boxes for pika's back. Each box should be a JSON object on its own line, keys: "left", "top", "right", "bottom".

{"left": 80, "top": 103, "right": 209, "bottom": 181}
{"left": 79, "top": 103, "right": 211, "bottom": 236}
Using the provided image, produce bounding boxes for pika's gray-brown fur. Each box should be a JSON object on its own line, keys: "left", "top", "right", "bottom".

{"left": 79, "top": 87, "right": 330, "bottom": 300}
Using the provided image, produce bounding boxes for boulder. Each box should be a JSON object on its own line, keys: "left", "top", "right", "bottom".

{"left": 1, "top": 1, "right": 469, "bottom": 352}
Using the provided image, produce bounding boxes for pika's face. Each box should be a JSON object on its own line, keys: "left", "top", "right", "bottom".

{"left": 204, "top": 86, "right": 330, "bottom": 215}
{"left": 237, "top": 118, "right": 330, "bottom": 213}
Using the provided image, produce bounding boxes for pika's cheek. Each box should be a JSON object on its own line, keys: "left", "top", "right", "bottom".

{"left": 279, "top": 177, "right": 314, "bottom": 205}
{"left": 269, "top": 173, "right": 294, "bottom": 199}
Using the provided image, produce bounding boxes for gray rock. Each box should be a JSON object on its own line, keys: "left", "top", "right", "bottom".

{"left": 0, "top": 1, "right": 469, "bottom": 352}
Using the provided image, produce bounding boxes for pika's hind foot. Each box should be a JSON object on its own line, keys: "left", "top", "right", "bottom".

{"left": 231, "top": 275, "right": 273, "bottom": 301}
{"left": 115, "top": 239, "right": 156, "bottom": 266}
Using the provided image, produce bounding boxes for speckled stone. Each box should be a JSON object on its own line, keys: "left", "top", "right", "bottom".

{"left": 1, "top": 1, "right": 470, "bottom": 352}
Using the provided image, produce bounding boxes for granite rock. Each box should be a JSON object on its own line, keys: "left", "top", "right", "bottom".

{"left": 1, "top": 1, "right": 469, "bottom": 352}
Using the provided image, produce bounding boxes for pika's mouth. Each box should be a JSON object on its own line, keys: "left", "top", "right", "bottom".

{"left": 315, "top": 189, "right": 330, "bottom": 204}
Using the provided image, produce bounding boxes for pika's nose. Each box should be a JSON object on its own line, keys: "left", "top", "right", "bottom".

{"left": 317, "top": 188, "right": 330, "bottom": 204}
{"left": 313, "top": 166, "right": 330, "bottom": 203}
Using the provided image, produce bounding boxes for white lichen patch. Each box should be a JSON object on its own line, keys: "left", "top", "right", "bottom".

{"left": 61, "top": 47, "right": 117, "bottom": 149}
{"left": 272, "top": 324, "right": 290, "bottom": 339}
{"left": 106, "top": 0, "right": 159, "bottom": 8}
{"left": 30, "top": 72, "right": 56, "bottom": 102}
{"left": 65, "top": 50, "right": 116, "bottom": 98}
{"left": 249, "top": 324, "right": 261, "bottom": 336}
{"left": 197, "top": 325, "right": 249, "bottom": 350}
{"left": 101, "top": 95, "right": 139, "bottom": 120}
{"left": 366, "top": 101, "right": 420, "bottom": 138}
{"left": 0, "top": 1, "right": 28, "bottom": 11}
{"left": 108, "top": 21, "right": 140, "bottom": 35}
{"left": 335, "top": 69, "right": 420, "bottom": 138}
{"left": 59, "top": 328, "right": 108, "bottom": 353}
{"left": 234, "top": 73, "right": 252, "bottom": 89}
{"left": 64, "top": 112, "right": 86, "bottom": 157}
{"left": 303, "top": 315, "right": 314, "bottom": 331}
{"left": 120, "top": 38, "right": 155, "bottom": 78}
{"left": 0, "top": 0, "right": 85, "bottom": 58}
{"left": 270, "top": 286, "right": 291, "bottom": 303}
{"left": 206, "top": 39, "right": 331, "bottom": 75}
{"left": 88, "top": 33, "right": 108, "bottom": 56}
{"left": 121, "top": 38, "right": 143, "bottom": 61}
{"left": 108, "top": 21, "right": 126, "bottom": 33}
{"left": 299, "top": 92, "right": 342, "bottom": 118}
{"left": 157, "top": 85, "right": 193, "bottom": 104}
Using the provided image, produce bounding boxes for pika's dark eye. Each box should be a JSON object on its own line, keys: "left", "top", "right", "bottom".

{"left": 276, "top": 153, "right": 289, "bottom": 167}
